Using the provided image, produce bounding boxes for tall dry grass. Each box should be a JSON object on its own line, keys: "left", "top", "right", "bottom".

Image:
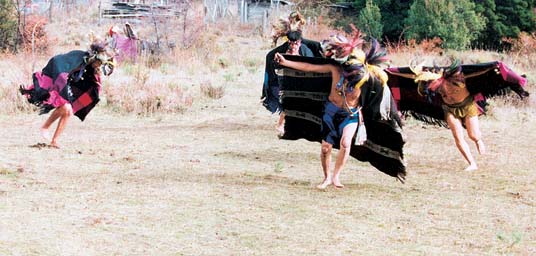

{"left": 0, "top": 3, "right": 534, "bottom": 117}
{"left": 0, "top": 53, "right": 41, "bottom": 114}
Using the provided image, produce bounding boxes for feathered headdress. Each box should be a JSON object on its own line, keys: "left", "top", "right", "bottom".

{"left": 320, "top": 25, "right": 390, "bottom": 88}
{"left": 321, "top": 25, "right": 392, "bottom": 119}
{"left": 86, "top": 34, "right": 115, "bottom": 76}
{"left": 271, "top": 11, "right": 306, "bottom": 46}
{"left": 360, "top": 38, "right": 390, "bottom": 87}
{"left": 321, "top": 24, "right": 365, "bottom": 64}
{"left": 124, "top": 22, "right": 137, "bottom": 40}
{"left": 109, "top": 25, "right": 120, "bottom": 37}
{"left": 360, "top": 38, "right": 392, "bottom": 120}
{"left": 411, "top": 60, "right": 464, "bottom": 95}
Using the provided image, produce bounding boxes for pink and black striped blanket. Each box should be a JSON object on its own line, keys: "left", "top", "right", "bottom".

{"left": 22, "top": 50, "right": 102, "bottom": 121}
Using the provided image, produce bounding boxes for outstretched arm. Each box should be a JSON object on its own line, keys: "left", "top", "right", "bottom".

{"left": 274, "top": 52, "right": 334, "bottom": 73}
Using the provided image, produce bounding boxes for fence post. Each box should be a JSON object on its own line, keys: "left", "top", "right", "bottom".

{"left": 98, "top": 0, "right": 101, "bottom": 26}
{"left": 48, "top": 1, "right": 53, "bottom": 22}
{"left": 243, "top": 1, "right": 247, "bottom": 23}
{"left": 240, "top": 0, "right": 245, "bottom": 23}
{"left": 262, "top": 9, "right": 268, "bottom": 36}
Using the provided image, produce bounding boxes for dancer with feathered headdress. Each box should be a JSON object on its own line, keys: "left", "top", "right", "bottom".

{"left": 19, "top": 38, "right": 115, "bottom": 148}
{"left": 413, "top": 61, "right": 484, "bottom": 171}
{"left": 262, "top": 11, "right": 322, "bottom": 135}
{"left": 274, "top": 26, "right": 406, "bottom": 188}
{"left": 387, "top": 58, "right": 530, "bottom": 171}
{"left": 271, "top": 11, "right": 306, "bottom": 47}
{"left": 108, "top": 22, "right": 138, "bottom": 63}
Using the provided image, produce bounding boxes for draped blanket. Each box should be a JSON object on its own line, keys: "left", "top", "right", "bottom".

{"left": 111, "top": 34, "right": 137, "bottom": 63}
{"left": 386, "top": 61, "right": 529, "bottom": 126}
{"left": 277, "top": 55, "right": 406, "bottom": 179}
{"left": 262, "top": 39, "right": 323, "bottom": 113}
{"left": 22, "top": 50, "right": 101, "bottom": 121}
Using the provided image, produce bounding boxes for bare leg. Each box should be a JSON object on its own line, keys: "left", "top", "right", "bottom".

{"left": 446, "top": 113, "right": 477, "bottom": 171}
{"left": 332, "top": 122, "right": 358, "bottom": 188}
{"left": 276, "top": 112, "right": 285, "bottom": 135}
{"left": 49, "top": 104, "right": 73, "bottom": 148}
{"left": 40, "top": 128, "right": 51, "bottom": 142}
{"left": 317, "top": 141, "right": 332, "bottom": 189}
{"left": 41, "top": 107, "right": 64, "bottom": 142}
{"left": 465, "top": 115, "right": 486, "bottom": 155}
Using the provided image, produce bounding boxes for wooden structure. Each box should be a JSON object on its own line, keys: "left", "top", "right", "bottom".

{"left": 102, "top": 0, "right": 184, "bottom": 18}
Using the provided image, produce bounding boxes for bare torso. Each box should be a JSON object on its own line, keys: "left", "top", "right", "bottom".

{"left": 328, "top": 71, "right": 361, "bottom": 109}
{"left": 273, "top": 54, "right": 361, "bottom": 109}
{"left": 438, "top": 82, "right": 470, "bottom": 105}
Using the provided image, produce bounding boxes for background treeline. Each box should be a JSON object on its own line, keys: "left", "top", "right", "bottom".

{"left": 329, "top": 0, "right": 536, "bottom": 50}
{"left": 0, "top": 0, "right": 18, "bottom": 51}
{"left": 0, "top": 0, "right": 535, "bottom": 52}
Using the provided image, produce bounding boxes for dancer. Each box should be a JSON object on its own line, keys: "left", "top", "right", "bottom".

{"left": 387, "top": 59, "right": 529, "bottom": 172}
{"left": 20, "top": 39, "right": 114, "bottom": 148}
{"left": 262, "top": 11, "right": 318, "bottom": 135}
{"left": 108, "top": 22, "right": 138, "bottom": 63}
{"left": 275, "top": 28, "right": 393, "bottom": 188}
{"left": 414, "top": 62, "right": 485, "bottom": 171}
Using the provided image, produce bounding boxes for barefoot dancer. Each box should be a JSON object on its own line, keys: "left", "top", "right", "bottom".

{"left": 415, "top": 62, "right": 485, "bottom": 171}
{"left": 275, "top": 28, "right": 391, "bottom": 188}
{"left": 20, "top": 40, "right": 114, "bottom": 148}
{"left": 275, "top": 30, "right": 315, "bottom": 135}
{"left": 263, "top": 11, "right": 316, "bottom": 136}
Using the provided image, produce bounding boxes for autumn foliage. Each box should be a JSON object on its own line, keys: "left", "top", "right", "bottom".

{"left": 20, "top": 15, "right": 49, "bottom": 54}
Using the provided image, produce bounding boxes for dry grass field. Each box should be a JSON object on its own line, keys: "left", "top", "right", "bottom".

{"left": 1, "top": 8, "right": 536, "bottom": 255}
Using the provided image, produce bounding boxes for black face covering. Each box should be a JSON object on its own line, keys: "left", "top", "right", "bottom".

{"left": 101, "top": 62, "right": 114, "bottom": 76}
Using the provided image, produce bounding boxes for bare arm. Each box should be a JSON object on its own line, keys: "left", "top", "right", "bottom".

{"left": 463, "top": 67, "right": 494, "bottom": 79}
{"left": 274, "top": 52, "right": 335, "bottom": 73}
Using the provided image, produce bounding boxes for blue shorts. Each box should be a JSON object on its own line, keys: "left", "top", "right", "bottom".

{"left": 321, "top": 101, "right": 359, "bottom": 146}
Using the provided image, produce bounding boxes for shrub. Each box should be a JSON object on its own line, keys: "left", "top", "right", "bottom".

{"left": 0, "top": 0, "right": 17, "bottom": 51}
{"left": 104, "top": 79, "right": 194, "bottom": 115}
{"left": 200, "top": 80, "right": 224, "bottom": 99}
{"left": 21, "top": 15, "right": 50, "bottom": 55}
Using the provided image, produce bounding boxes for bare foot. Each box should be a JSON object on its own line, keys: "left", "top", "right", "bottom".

{"left": 49, "top": 141, "right": 60, "bottom": 149}
{"left": 40, "top": 128, "right": 51, "bottom": 142}
{"left": 275, "top": 125, "right": 284, "bottom": 136}
{"left": 476, "top": 140, "right": 486, "bottom": 155}
{"left": 332, "top": 177, "right": 344, "bottom": 188}
{"left": 464, "top": 165, "right": 478, "bottom": 171}
{"left": 316, "top": 178, "right": 332, "bottom": 190}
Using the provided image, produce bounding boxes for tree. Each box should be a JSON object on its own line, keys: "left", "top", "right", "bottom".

{"left": 351, "top": 0, "right": 412, "bottom": 43}
{"left": 357, "top": 0, "right": 383, "bottom": 40}
{"left": 204, "top": 0, "right": 230, "bottom": 23}
{"left": 473, "top": 0, "right": 504, "bottom": 50}
{"left": 0, "top": 0, "right": 17, "bottom": 51}
{"left": 474, "top": 0, "right": 536, "bottom": 50}
{"left": 495, "top": 0, "right": 536, "bottom": 37}
{"left": 404, "top": 0, "right": 485, "bottom": 50}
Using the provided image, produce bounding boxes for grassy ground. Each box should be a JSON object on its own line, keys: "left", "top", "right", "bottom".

{"left": 1, "top": 12, "right": 536, "bottom": 255}
{"left": 1, "top": 72, "right": 535, "bottom": 255}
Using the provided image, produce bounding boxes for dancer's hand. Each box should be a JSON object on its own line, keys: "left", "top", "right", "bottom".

{"left": 274, "top": 52, "right": 287, "bottom": 66}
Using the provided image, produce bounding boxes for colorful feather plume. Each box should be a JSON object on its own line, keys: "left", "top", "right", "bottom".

{"left": 362, "top": 38, "right": 389, "bottom": 87}
{"left": 271, "top": 11, "right": 306, "bottom": 46}
{"left": 321, "top": 24, "right": 365, "bottom": 64}
{"left": 428, "top": 60, "right": 465, "bottom": 92}
{"left": 365, "top": 39, "right": 389, "bottom": 66}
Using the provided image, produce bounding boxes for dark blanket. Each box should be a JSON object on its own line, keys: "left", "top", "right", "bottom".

{"left": 386, "top": 61, "right": 529, "bottom": 126}
{"left": 277, "top": 55, "right": 406, "bottom": 179}
{"left": 262, "top": 39, "right": 323, "bottom": 113}
{"left": 23, "top": 50, "right": 101, "bottom": 121}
